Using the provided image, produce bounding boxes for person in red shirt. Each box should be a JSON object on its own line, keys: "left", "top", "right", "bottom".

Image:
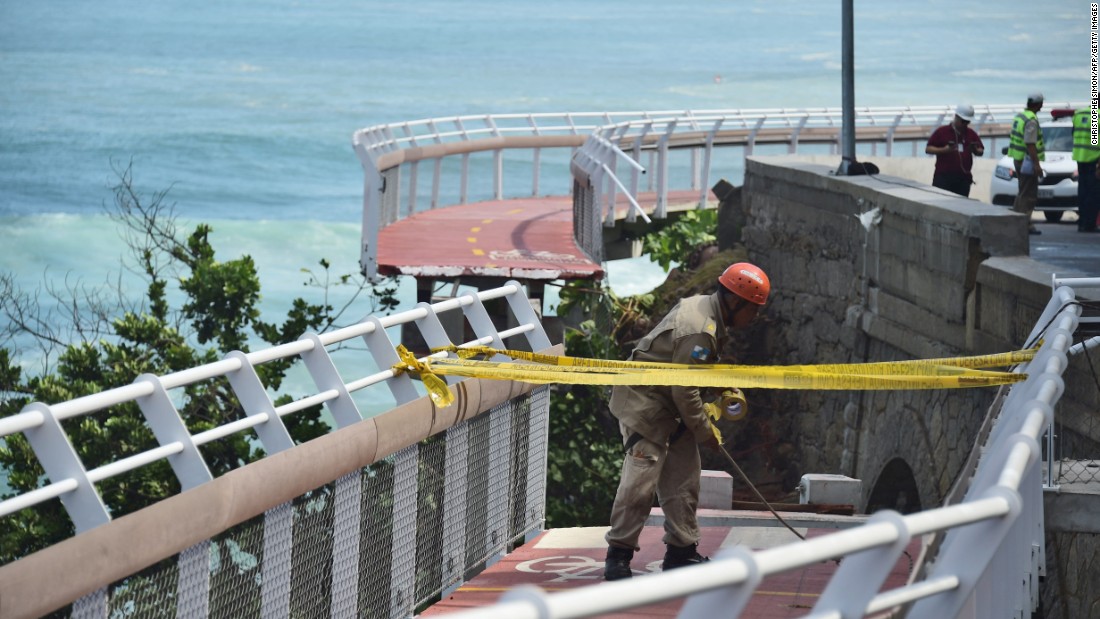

{"left": 925, "top": 104, "right": 986, "bottom": 197}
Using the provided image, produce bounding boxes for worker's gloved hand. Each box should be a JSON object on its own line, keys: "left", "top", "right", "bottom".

{"left": 719, "top": 389, "right": 749, "bottom": 422}
{"left": 703, "top": 402, "right": 722, "bottom": 422}
{"left": 702, "top": 425, "right": 722, "bottom": 451}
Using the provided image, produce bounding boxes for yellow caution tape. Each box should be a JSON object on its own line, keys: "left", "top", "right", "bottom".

{"left": 434, "top": 345, "right": 1035, "bottom": 373}
{"left": 394, "top": 345, "right": 455, "bottom": 408}
{"left": 396, "top": 345, "right": 1031, "bottom": 408}
{"left": 718, "top": 389, "right": 748, "bottom": 421}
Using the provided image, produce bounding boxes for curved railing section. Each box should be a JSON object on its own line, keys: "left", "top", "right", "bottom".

{"left": 351, "top": 104, "right": 1082, "bottom": 280}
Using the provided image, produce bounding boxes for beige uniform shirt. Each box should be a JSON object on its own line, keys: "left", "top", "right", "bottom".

{"left": 608, "top": 293, "right": 726, "bottom": 445}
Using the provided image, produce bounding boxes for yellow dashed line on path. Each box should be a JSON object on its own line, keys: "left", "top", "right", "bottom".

{"left": 470, "top": 223, "right": 487, "bottom": 257}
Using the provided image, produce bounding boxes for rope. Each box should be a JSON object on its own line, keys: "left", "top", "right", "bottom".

{"left": 714, "top": 442, "right": 806, "bottom": 542}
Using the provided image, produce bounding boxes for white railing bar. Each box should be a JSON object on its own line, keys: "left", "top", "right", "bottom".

{"left": 1020, "top": 408, "right": 1049, "bottom": 441}
{"left": 0, "top": 410, "right": 45, "bottom": 437}
{"left": 50, "top": 383, "right": 155, "bottom": 420}
{"left": 317, "top": 320, "right": 379, "bottom": 346}
{"left": 1068, "top": 336, "right": 1100, "bottom": 355}
{"left": 354, "top": 105, "right": 1063, "bottom": 152}
{"left": 241, "top": 339, "right": 316, "bottom": 366}
{"left": 1051, "top": 276, "right": 1100, "bottom": 288}
{"left": 601, "top": 163, "right": 651, "bottom": 224}
{"left": 274, "top": 389, "right": 341, "bottom": 417}
{"left": 903, "top": 496, "right": 1012, "bottom": 536}
{"left": 0, "top": 478, "right": 79, "bottom": 518}
{"left": 997, "top": 441, "right": 1037, "bottom": 491}
{"left": 192, "top": 414, "right": 271, "bottom": 446}
{"left": 457, "top": 334, "right": 503, "bottom": 349}
{"left": 158, "top": 358, "right": 244, "bottom": 390}
{"left": 863, "top": 575, "right": 961, "bottom": 615}
{"left": 753, "top": 520, "right": 899, "bottom": 574}
{"left": 85, "top": 442, "right": 185, "bottom": 484}
{"left": 345, "top": 368, "right": 401, "bottom": 394}
{"left": 548, "top": 561, "right": 744, "bottom": 617}
{"left": 497, "top": 324, "right": 535, "bottom": 341}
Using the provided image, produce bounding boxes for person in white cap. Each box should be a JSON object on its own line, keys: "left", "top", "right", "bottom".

{"left": 925, "top": 103, "right": 985, "bottom": 197}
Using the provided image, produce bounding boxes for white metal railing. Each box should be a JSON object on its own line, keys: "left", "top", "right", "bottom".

{"left": 0, "top": 282, "right": 551, "bottom": 534}
{"left": 436, "top": 282, "right": 1089, "bottom": 619}
{"left": 351, "top": 104, "right": 1081, "bottom": 281}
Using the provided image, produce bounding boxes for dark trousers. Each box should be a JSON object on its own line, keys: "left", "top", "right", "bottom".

{"left": 1078, "top": 161, "right": 1099, "bottom": 231}
{"left": 932, "top": 173, "right": 972, "bottom": 197}
{"left": 1013, "top": 173, "right": 1039, "bottom": 228}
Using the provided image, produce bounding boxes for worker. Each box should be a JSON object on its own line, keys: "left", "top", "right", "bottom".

{"left": 925, "top": 103, "right": 985, "bottom": 197}
{"left": 604, "top": 262, "right": 770, "bottom": 580}
{"left": 1009, "top": 93, "right": 1046, "bottom": 235}
{"left": 1072, "top": 106, "right": 1100, "bottom": 232}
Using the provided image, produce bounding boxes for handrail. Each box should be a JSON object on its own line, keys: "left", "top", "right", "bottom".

{"left": 436, "top": 281, "right": 1087, "bottom": 619}
{"left": 0, "top": 281, "right": 551, "bottom": 534}
{"left": 352, "top": 104, "right": 1080, "bottom": 281}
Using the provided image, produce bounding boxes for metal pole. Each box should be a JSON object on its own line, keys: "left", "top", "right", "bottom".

{"left": 838, "top": 0, "right": 855, "bottom": 175}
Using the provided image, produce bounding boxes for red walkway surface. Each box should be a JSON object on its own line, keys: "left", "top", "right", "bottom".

{"left": 377, "top": 191, "right": 708, "bottom": 280}
{"left": 422, "top": 518, "right": 922, "bottom": 618}
{"left": 378, "top": 196, "right": 598, "bottom": 280}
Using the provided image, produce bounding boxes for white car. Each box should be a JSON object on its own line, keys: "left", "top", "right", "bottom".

{"left": 990, "top": 109, "right": 1078, "bottom": 222}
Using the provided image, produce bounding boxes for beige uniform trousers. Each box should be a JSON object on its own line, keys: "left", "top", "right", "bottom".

{"left": 605, "top": 420, "right": 701, "bottom": 550}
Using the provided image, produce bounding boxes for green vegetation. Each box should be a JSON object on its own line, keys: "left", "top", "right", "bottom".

{"left": 544, "top": 281, "right": 632, "bottom": 528}
{"left": 0, "top": 165, "right": 397, "bottom": 564}
{"left": 642, "top": 209, "right": 717, "bottom": 271}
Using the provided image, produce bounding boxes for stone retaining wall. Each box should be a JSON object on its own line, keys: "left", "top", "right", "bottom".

{"left": 737, "top": 156, "right": 1098, "bottom": 617}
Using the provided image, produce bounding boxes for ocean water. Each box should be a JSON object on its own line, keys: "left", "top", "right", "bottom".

{"left": 0, "top": 0, "right": 1088, "bottom": 375}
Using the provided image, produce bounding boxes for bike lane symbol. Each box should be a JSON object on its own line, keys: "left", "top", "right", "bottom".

{"left": 516, "top": 555, "right": 660, "bottom": 583}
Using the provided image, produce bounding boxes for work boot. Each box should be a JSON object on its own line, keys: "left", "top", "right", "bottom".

{"left": 604, "top": 546, "right": 634, "bottom": 581}
{"left": 661, "top": 543, "right": 709, "bottom": 571}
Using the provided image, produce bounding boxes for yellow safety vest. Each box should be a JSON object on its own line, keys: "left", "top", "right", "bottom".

{"left": 1073, "top": 107, "right": 1100, "bottom": 163}
{"left": 1009, "top": 110, "right": 1045, "bottom": 162}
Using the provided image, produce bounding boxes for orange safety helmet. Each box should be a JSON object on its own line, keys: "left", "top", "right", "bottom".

{"left": 719, "top": 262, "right": 770, "bottom": 305}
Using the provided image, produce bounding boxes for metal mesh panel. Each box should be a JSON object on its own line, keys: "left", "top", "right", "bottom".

{"left": 81, "top": 388, "right": 550, "bottom": 618}
{"left": 572, "top": 178, "right": 602, "bottom": 263}
{"left": 463, "top": 412, "right": 492, "bottom": 569}
{"left": 358, "top": 456, "right": 396, "bottom": 618}
{"left": 414, "top": 436, "right": 448, "bottom": 607}
{"left": 208, "top": 510, "right": 266, "bottom": 616}
{"left": 1051, "top": 338, "right": 1100, "bottom": 485}
{"left": 523, "top": 386, "right": 550, "bottom": 533}
{"left": 289, "top": 486, "right": 337, "bottom": 617}
{"left": 1052, "top": 419, "right": 1100, "bottom": 484}
{"left": 101, "top": 554, "right": 180, "bottom": 618}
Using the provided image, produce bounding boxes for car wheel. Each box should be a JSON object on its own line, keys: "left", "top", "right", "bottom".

{"left": 1043, "top": 211, "right": 1064, "bottom": 223}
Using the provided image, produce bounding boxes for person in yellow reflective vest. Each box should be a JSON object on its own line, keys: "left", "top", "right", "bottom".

{"left": 603, "top": 262, "right": 770, "bottom": 581}
{"left": 1009, "top": 93, "right": 1045, "bottom": 235}
{"left": 1073, "top": 106, "right": 1100, "bottom": 232}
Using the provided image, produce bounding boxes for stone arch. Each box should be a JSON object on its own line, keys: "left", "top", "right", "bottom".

{"left": 866, "top": 457, "right": 922, "bottom": 515}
